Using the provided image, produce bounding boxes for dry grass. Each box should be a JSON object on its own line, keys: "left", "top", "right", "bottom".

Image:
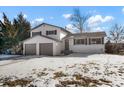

{"left": 56, "top": 73, "right": 112, "bottom": 87}
{"left": 37, "top": 72, "right": 48, "bottom": 77}
{"left": 99, "top": 79, "right": 112, "bottom": 83}
{"left": 2, "top": 79, "right": 32, "bottom": 87}
{"left": 53, "top": 71, "right": 67, "bottom": 79}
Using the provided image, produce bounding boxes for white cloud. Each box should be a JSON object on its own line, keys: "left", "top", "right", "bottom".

{"left": 23, "top": 14, "right": 27, "bottom": 18}
{"left": 91, "top": 27, "right": 109, "bottom": 32}
{"left": 103, "top": 16, "right": 114, "bottom": 22}
{"left": 93, "top": 27, "right": 103, "bottom": 31}
{"left": 31, "top": 18, "right": 44, "bottom": 27}
{"left": 88, "top": 15, "right": 114, "bottom": 27}
{"left": 65, "top": 24, "right": 78, "bottom": 33}
{"left": 122, "top": 8, "right": 124, "bottom": 14}
{"left": 33, "top": 18, "right": 44, "bottom": 22}
{"left": 94, "top": 27, "right": 105, "bottom": 31}
{"left": 62, "top": 14, "right": 72, "bottom": 19}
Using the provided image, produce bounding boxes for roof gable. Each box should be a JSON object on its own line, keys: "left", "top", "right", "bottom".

{"left": 31, "top": 23, "right": 71, "bottom": 34}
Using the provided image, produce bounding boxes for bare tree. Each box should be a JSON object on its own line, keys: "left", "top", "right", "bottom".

{"left": 108, "top": 24, "right": 124, "bottom": 54}
{"left": 108, "top": 24, "right": 124, "bottom": 43}
{"left": 70, "top": 8, "right": 91, "bottom": 33}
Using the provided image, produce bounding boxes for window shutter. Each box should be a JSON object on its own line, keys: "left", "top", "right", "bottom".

{"left": 55, "top": 30, "right": 57, "bottom": 35}
{"left": 89, "top": 38, "right": 91, "bottom": 45}
{"left": 46, "top": 31, "right": 48, "bottom": 35}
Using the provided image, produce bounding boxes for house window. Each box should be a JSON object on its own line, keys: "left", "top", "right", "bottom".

{"left": 90, "top": 38, "right": 102, "bottom": 44}
{"left": 122, "top": 44, "right": 124, "bottom": 48}
{"left": 46, "top": 30, "right": 57, "bottom": 35}
{"left": 74, "top": 39, "right": 86, "bottom": 45}
{"left": 32, "top": 32, "right": 42, "bottom": 37}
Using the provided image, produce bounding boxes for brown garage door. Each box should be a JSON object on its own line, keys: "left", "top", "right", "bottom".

{"left": 25, "top": 44, "right": 36, "bottom": 55}
{"left": 39, "top": 43, "right": 53, "bottom": 56}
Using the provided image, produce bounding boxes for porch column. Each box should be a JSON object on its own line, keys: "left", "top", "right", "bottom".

{"left": 87, "top": 38, "right": 89, "bottom": 45}
{"left": 36, "top": 43, "right": 39, "bottom": 55}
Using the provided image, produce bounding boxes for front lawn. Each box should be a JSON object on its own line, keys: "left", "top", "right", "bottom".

{"left": 0, "top": 53, "right": 124, "bottom": 87}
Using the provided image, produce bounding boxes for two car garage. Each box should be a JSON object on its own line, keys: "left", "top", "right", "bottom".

{"left": 23, "top": 35, "right": 62, "bottom": 56}
{"left": 25, "top": 43, "right": 53, "bottom": 56}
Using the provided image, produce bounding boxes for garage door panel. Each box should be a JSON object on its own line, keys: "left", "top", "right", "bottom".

{"left": 25, "top": 44, "right": 36, "bottom": 55}
{"left": 39, "top": 43, "right": 53, "bottom": 56}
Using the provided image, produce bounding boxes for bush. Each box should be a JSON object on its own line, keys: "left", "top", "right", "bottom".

{"left": 105, "top": 41, "right": 122, "bottom": 54}
{"left": 61, "top": 50, "right": 73, "bottom": 55}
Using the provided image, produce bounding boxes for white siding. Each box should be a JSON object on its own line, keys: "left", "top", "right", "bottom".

{"left": 60, "top": 31, "right": 68, "bottom": 40}
{"left": 31, "top": 24, "right": 67, "bottom": 40}
{"left": 54, "top": 42, "right": 63, "bottom": 55}
{"left": 23, "top": 36, "right": 63, "bottom": 55}
{"left": 69, "top": 38, "right": 105, "bottom": 53}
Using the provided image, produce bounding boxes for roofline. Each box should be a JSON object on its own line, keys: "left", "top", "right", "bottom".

{"left": 63, "top": 31, "right": 106, "bottom": 39}
{"left": 71, "top": 31, "right": 106, "bottom": 36}
{"left": 31, "top": 22, "right": 71, "bottom": 34}
{"left": 22, "top": 35, "right": 61, "bottom": 43}
{"left": 71, "top": 31, "right": 106, "bottom": 34}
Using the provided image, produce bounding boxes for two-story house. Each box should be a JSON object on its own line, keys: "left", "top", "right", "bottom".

{"left": 22, "top": 23, "right": 106, "bottom": 56}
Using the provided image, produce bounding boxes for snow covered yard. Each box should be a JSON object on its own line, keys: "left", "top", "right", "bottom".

{"left": 0, "top": 53, "right": 124, "bottom": 87}
{"left": 0, "top": 55, "right": 21, "bottom": 60}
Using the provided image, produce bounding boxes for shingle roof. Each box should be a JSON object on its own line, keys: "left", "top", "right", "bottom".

{"left": 64, "top": 32, "right": 106, "bottom": 39}
{"left": 22, "top": 35, "right": 61, "bottom": 43}
{"left": 31, "top": 23, "right": 71, "bottom": 34}
{"left": 40, "top": 35, "right": 61, "bottom": 42}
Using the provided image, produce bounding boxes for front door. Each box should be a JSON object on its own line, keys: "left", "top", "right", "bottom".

{"left": 65, "top": 39, "right": 69, "bottom": 50}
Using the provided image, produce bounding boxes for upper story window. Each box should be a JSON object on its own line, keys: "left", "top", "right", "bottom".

{"left": 122, "top": 44, "right": 124, "bottom": 48}
{"left": 90, "top": 38, "right": 102, "bottom": 44}
{"left": 46, "top": 30, "right": 57, "bottom": 35}
{"left": 32, "top": 31, "right": 42, "bottom": 37}
{"left": 74, "top": 39, "right": 86, "bottom": 45}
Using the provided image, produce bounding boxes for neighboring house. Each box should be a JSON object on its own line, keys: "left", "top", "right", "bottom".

{"left": 22, "top": 23, "right": 106, "bottom": 56}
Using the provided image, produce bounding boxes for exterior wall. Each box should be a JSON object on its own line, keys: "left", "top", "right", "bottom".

{"left": 23, "top": 36, "right": 62, "bottom": 56}
{"left": 31, "top": 24, "right": 67, "bottom": 40}
{"left": 54, "top": 42, "right": 63, "bottom": 55}
{"left": 70, "top": 44, "right": 105, "bottom": 53}
{"left": 60, "top": 31, "right": 68, "bottom": 40}
{"left": 69, "top": 37, "right": 105, "bottom": 53}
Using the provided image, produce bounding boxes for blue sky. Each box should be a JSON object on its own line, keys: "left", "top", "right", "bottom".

{"left": 0, "top": 6, "right": 124, "bottom": 33}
